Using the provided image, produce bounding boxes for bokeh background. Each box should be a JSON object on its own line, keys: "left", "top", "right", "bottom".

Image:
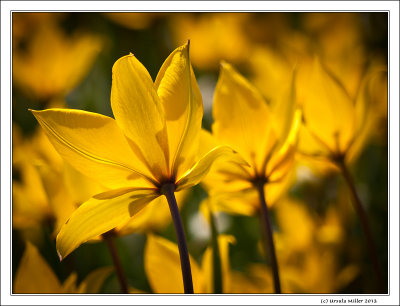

{"left": 12, "top": 12, "right": 388, "bottom": 294}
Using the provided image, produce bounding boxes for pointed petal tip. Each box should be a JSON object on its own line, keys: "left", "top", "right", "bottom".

{"left": 57, "top": 250, "right": 64, "bottom": 262}
{"left": 219, "top": 60, "right": 233, "bottom": 73}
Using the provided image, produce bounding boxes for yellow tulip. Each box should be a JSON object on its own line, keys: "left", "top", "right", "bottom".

{"left": 14, "top": 241, "right": 112, "bottom": 294}
{"left": 31, "top": 42, "right": 245, "bottom": 293}
{"left": 13, "top": 17, "right": 102, "bottom": 101}
{"left": 298, "top": 58, "right": 386, "bottom": 292}
{"left": 201, "top": 61, "right": 301, "bottom": 293}
{"left": 202, "top": 63, "right": 300, "bottom": 207}
{"left": 271, "top": 198, "right": 358, "bottom": 293}
{"left": 145, "top": 234, "right": 240, "bottom": 293}
{"left": 14, "top": 117, "right": 189, "bottom": 294}
{"left": 170, "top": 13, "right": 251, "bottom": 70}
{"left": 12, "top": 126, "right": 102, "bottom": 237}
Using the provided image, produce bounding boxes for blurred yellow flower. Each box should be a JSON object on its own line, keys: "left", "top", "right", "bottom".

{"left": 240, "top": 250, "right": 358, "bottom": 294}
{"left": 145, "top": 234, "right": 245, "bottom": 294}
{"left": 13, "top": 17, "right": 103, "bottom": 101}
{"left": 171, "top": 13, "right": 251, "bottom": 70}
{"left": 301, "top": 13, "right": 366, "bottom": 99}
{"left": 31, "top": 42, "right": 244, "bottom": 260}
{"left": 296, "top": 54, "right": 386, "bottom": 292}
{"left": 264, "top": 198, "right": 358, "bottom": 293}
{"left": 14, "top": 241, "right": 112, "bottom": 294}
{"left": 298, "top": 57, "right": 387, "bottom": 167}
{"left": 12, "top": 123, "right": 105, "bottom": 236}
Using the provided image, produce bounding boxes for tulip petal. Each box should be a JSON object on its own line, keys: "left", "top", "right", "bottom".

{"left": 155, "top": 42, "right": 203, "bottom": 178}
{"left": 202, "top": 191, "right": 258, "bottom": 217}
{"left": 201, "top": 235, "right": 236, "bottom": 293}
{"left": 77, "top": 266, "right": 114, "bottom": 293}
{"left": 116, "top": 189, "right": 188, "bottom": 235}
{"left": 56, "top": 188, "right": 157, "bottom": 259}
{"left": 62, "top": 272, "right": 78, "bottom": 293}
{"left": 213, "top": 62, "right": 275, "bottom": 171}
{"left": 347, "top": 68, "right": 387, "bottom": 163}
{"left": 266, "top": 109, "right": 301, "bottom": 180}
{"left": 14, "top": 242, "right": 63, "bottom": 293}
{"left": 302, "top": 58, "right": 355, "bottom": 154}
{"left": 145, "top": 235, "right": 203, "bottom": 293}
{"left": 269, "top": 70, "right": 297, "bottom": 148}
{"left": 198, "top": 129, "right": 253, "bottom": 194}
{"left": 31, "top": 109, "right": 156, "bottom": 189}
{"left": 176, "top": 146, "right": 248, "bottom": 191}
{"left": 111, "top": 54, "right": 169, "bottom": 178}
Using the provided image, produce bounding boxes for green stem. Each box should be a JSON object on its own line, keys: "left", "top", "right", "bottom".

{"left": 255, "top": 181, "right": 281, "bottom": 294}
{"left": 103, "top": 231, "right": 129, "bottom": 294}
{"left": 161, "top": 183, "right": 194, "bottom": 294}
{"left": 337, "top": 159, "right": 385, "bottom": 293}
{"left": 209, "top": 208, "right": 223, "bottom": 293}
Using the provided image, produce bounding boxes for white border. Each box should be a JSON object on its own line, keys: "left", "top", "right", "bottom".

{"left": 1, "top": 1, "right": 399, "bottom": 305}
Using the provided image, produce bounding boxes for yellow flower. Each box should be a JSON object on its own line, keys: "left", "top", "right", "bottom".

{"left": 297, "top": 57, "right": 386, "bottom": 292}
{"left": 144, "top": 234, "right": 237, "bottom": 293}
{"left": 31, "top": 42, "right": 244, "bottom": 260}
{"left": 170, "top": 13, "right": 251, "bottom": 70}
{"left": 252, "top": 197, "right": 358, "bottom": 293}
{"left": 12, "top": 124, "right": 104, "bottom": 237}
{"left": 202, "top": 61, "right": 300, "bottom": 214}
{"left": 200, "top": 61, "right": 300, "bottom": 293}
{"left": 13, "top": 17, "right": 103, "bottom": 101}
{"left": 298, "top": 57, "right": 387, "bottom": 166}
{"left": 13, "top": 241, "right": 112, "bottom": 293}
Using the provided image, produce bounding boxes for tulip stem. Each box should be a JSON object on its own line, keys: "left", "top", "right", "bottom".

{"left": 103, "top": 231, "right": 129, "bottom": 294}
{"left": 255, "top": 180, "right": 281, "bottom": 294}
{"left": 209, "top": 208, "right": 223, "bottom": 293}
{"left": 161, "top": 183, "right": 194, "bottom": 294}
{"left": 337, "top": 158, "right": 385, "bottom": 293}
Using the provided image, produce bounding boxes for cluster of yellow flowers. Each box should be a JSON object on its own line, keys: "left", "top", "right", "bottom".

{"left": 12, "top": 12, "right": 387, "bottom": 294}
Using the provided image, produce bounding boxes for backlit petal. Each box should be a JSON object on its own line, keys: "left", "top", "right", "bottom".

{"left": 145, "top": 235, "right": 204, "bottom": 293}
{"left": 302, "top": 58, "right": 355, "bottom": 154}
{"left": 31, "top": 109, "right": 155, "bottom": 189}
{"left": 176, "top": 146, "right": 248, "bottom": 191}
{"left": 269, "top": 71, "right": 297, "bottom": 149}
{"left": 212, "top": 62, "right": 274, "bottom": 171}
{"left": 111, "top": 54, "right": 169, "bottom": 179}
{"left": 155, "top": 42, "right": 203, "bottom": 178}
{"left": 116, "top": 189, "right": 188, "bottom": 235}
{"left": 56, "top": 188, "right": 157, "bottom": 259}
{"left": 34, "top": 162, "right": 77, "bottom": 236}
{"left": 347, "top": 68, "right": 387, "bottom": 163}
{"left": 266, "top": 109, "right": 301, "bottom": 180}
{"left": 14, "top": 242, "right": 63, "bottom": 293}
{"left": 202, "top": 191, "right": 258, "bottom": 217}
